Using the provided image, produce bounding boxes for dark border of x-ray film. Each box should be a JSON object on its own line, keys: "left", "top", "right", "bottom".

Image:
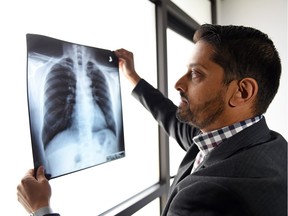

{"left": 26, "top": 34, "right": 125, "bottom": 179}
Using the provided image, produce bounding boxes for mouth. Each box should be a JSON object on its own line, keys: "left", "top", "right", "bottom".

{"left": 179, "top": 92, "right": 188, "bottom": 102}
{"left": 179, "top": 101, "right": 187, "bottom": 109}
{"left": 179, "top": 95, "right": 189, "bottom": 108}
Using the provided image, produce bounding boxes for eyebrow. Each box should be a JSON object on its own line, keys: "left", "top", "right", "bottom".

{"left": 187, "top": 63, "right": 207, "bottom": 70}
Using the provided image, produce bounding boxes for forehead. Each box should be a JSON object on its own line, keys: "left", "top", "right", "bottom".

{"left": 187, "top": 40, "right": 215, "bottom": 67}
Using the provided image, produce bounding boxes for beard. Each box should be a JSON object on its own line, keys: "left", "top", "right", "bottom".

{"left": 176, "top": 90, "right": 225, "bottom": 130}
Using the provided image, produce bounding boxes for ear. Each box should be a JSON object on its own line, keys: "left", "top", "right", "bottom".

{"left": 229, "top": 78, "right": 258, "bottom": 107}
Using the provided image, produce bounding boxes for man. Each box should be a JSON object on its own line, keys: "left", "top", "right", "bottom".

{"left": 17, "top": 24, "right": 287, "bottom": 215}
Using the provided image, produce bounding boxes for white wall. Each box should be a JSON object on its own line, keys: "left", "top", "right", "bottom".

{"left": 217, "top": 0, "right": 288, "bottom": 140}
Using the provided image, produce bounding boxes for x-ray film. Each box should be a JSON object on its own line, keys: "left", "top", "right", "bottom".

{"left": 26, "top": 34, "right": 125, "bottom": 179}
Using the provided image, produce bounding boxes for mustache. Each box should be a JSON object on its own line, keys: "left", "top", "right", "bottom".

{"left": 180, "top": 91, "right": 189, "bottom": 102}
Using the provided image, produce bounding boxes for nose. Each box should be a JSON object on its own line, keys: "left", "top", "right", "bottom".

{"left": 174, "top": 74, "right": 186, "bottom": 93}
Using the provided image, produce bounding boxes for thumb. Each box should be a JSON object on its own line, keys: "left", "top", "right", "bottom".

{"left": 36, "top": 166, "right": 47, "bottom": 181}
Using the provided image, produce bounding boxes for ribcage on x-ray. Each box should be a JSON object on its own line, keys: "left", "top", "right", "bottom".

{"left": 86, "top": 61, "right": 116, "bottom": 135}
{"left": 42, "top": 58, "right": 77, "bottom": 148}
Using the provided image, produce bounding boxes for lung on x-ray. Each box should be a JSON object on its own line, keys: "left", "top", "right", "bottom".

{"left": 26, "top": 34, "right": 125, "bottom": 179}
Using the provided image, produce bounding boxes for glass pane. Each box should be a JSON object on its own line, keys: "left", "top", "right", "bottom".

{"left": 1, "top": 0, "right": 158, "bottom": 215}
{"left": 171, "top": 0, "right": 212, "bottom": 24}
{"left": 167, "top": 28, "right": 195, "bottom": 177}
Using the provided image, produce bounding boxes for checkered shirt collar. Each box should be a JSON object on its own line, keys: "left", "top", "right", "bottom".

{"left": 192, "top": 115, "right": 263, "bottom": 155}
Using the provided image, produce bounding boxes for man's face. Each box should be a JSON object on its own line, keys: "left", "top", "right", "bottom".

{"left": 175, "top": 41, "right": 229, "bottom": 132}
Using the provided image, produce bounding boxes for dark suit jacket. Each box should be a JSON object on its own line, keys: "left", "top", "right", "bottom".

{"left": 44, "top": 214, "right": 60, "bottom": 216}
{"left": 132, "top": 79, "right": 287, "bottom": 216}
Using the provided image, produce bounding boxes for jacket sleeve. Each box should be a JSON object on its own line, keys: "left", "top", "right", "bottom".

{"left": 44, "top": 214, "right": 60, "bottom": 216}
{"left": 132, "top": 79, "right": 200, "bottom": 151}
{"left": 166, "top": 181, "right": 251, "bottom": 216}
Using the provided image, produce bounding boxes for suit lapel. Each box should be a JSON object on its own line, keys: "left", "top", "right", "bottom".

{"left": 169, "top": 144, "right": 198, "bottom": 193}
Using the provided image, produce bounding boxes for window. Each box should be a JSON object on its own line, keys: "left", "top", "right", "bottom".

{"left": 171, "top": 0, "right": 212, "bottom": 24}
{"left": 2, "top": 0, "right": 158, "bottom": 215}
{"left": 166, "top": 0, "right": 212, "bottom": 182}
{"left": 167, "top": 28, "right": 195, "bottom": 178}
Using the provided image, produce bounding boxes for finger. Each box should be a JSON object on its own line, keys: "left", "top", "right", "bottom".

{"left": 114, "top": 49, "right": 124, "bottom": 55}
{"left": 17, "top": 180, "right": 31, "bottom": 199}
{"left": 17, "top": 184, "right": 32, "bottom": 212}
{"left": 36, "top": 166, "right": 47, "bottom": 181}
{"left": 114, "top": 51, "right": 124, "bottom": 59}
{"left": 116, "top": 48, "right": 127, "bottom": 52}
{"left": 17, "top": 183, "right": 23, "bottom": 194}
{"left": 114, "top": 49, "right": 130, "bottom": 57}
{"left": 19, "top": 171, "right": 36, "bottom": 188}
{"left": 25, "top": 169, "right": 35, "bottom": 177}
{"left": 17, "top": 191, "right": 32, "bottom": 213}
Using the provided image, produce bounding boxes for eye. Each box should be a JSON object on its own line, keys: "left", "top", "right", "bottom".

{"left": 190, "top": 70, "right": 201, "bottom": 79}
